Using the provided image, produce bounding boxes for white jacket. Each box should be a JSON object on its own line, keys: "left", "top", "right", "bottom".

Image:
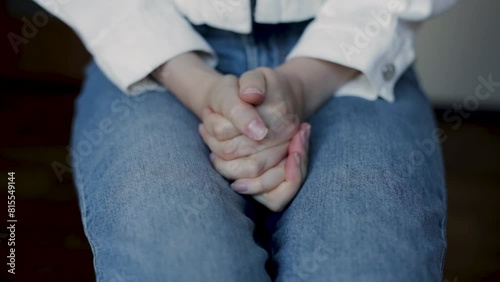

{"left": 35, "top": 0, "right": 456, "bottom": 102}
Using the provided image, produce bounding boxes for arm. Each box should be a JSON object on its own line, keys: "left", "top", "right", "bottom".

{"left": 35, "top": 0, "right": 269, "bottom": 140}
{"left": 34, "top": 0, "right": 216, "bottom": 95}
{"left": 275, "top": 58, "right": 359, "bottom": 119}
{"left": 152, "top": 53, "right": 268, "bottom": 141}
{"left": 287, "top": 0, "right": 457, "bottom": 102}
{"left": 151, "top": 52, "right": 221, "bottom": 119}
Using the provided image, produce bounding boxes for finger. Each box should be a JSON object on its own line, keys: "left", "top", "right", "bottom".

{"left": 239, "top": 68, "right": 268, "bottom": 105}
{"left": 286, "top": 123, "right": 310, "bottom": 181}
{"left": 202, "top": 109, "right": 240, "bottom": 140}
{"left": 253, "top": 123, "right": 310, "bottom": 212}
{"left": 199, "top": 124, "right": 258, "bottom": 160}
{"left": 210, "top": 142, "right": 289, "bottom": 180}
{"left": 209, "top": 76, "right": 268, "bottom": 141}
{"left": 230, "top": 160, "right": 285, "bottom": 194}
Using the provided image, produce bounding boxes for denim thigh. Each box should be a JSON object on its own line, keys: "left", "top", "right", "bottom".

{"left": 272, "top": 68, "right": 447, "bottom": 282}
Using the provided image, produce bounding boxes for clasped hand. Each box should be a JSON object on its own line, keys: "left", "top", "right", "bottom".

{"left": 154, "top": 53, "right": 357, "bottom": 211}
{"left": 199, "top": 67, "right": 310, "bottom": 211}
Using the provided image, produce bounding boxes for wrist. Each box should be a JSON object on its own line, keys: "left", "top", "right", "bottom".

{"left": 277, "top": 58, "right": 359, "bottom": 118}
{"left": 153, "top": 52, "right": 222, "bottom": 118}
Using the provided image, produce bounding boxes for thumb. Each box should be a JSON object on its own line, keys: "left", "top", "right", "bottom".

{"left": 209, "top": 75, "right": 269, "bottom": 141}
{"left": 239, "top": 68, "right": 267, "bottom": 105}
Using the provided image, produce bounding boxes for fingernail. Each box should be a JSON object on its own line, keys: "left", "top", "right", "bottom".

{"left": 242, "top": 87, "right": 263, "bottom": 96}
{"left": 305, "top": 124, "right": 311, "bottom": 141}
{"left": 300, "top": 128, "right": 307, "bottom": 144}
{"left": 294, "top": 152, "right": 301, "bottom": 166}
{"left": 209, "top": 153, "right": 215, "bottom": 162}
{"left": 231, "top": 182, "right": 248, "bottom": 193}
{"left": 247, "top": 119, "right": 268, "bottom": 140}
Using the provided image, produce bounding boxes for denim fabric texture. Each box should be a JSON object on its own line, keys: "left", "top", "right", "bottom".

{"left": 70, "top": 21, "right": 447, "bottom": 282}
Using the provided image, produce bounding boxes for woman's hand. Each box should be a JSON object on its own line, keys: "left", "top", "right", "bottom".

{"left": 153, "top": 52, "right": 269, "bottom": 141}
{"left": 201, "top": 67, "right": 305, "bottom": 161}
{"left": 155, "top": 52, "right": 357, "bottom": 211}
{"left": 200, "top": 120, "right": 311, "bottom": 212}
{"left": 201, "top": 58, "right": 358, "bottom": 211}
{"left": 200, "top": 67, "right": 311, "bottom": 211}
{"left": 201, "top": 58, "right": 358, "bottom": 160}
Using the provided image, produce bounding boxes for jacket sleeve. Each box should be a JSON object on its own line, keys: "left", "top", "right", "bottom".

{"left": 34, "top": 0, "right": 217, "bottom": 95}
{"left": 287, "top": 0, "right": 457, "bottom": 102}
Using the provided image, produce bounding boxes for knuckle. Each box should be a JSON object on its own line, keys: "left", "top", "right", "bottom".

{"left": 226, "top": 161, "right": 241, "bottom": 177}
{"left": 246, "top": 157, "right": 264, "bottom": 178}
{"left": 228, "top": 103, "right": 249, "bottom": 121}
{"left": 238, "top": 138, "right": 258, "bottom": 155}
{"left": 222, "top": 138, "right": 244, "bottom": 159}
{"left": 252, "top": 179, "right": 264, "bottom": 193}
{"left": 274, "top": 101, "right": 288, "bottom": 115}
{"left": 213, "top": 160, "right": 224, "bottom": 176}
{"left": 222, "top": 139, "right": 242, "bottom": 159}
{"left": 213, "top": 123, "right": 228, "bottom": 138}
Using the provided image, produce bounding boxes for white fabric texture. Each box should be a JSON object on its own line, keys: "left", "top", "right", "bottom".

{"left": 34, "top": 0, "right": 456, "bottom": 100}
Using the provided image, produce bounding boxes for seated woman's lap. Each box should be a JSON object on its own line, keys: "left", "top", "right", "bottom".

{"left": 71, "top": 62, "right": 271, "bottom": 282}
{"left": 72, "top": 60, "right": 446, "bottom": 281}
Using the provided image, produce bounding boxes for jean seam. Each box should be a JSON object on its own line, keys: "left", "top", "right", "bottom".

{"left": 72, "top": 152, "right": 103, "bottom": 281}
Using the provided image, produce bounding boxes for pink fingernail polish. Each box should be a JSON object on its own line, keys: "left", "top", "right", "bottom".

{"left": 242, "top": 87, "right": 263, "bottom": 95}
{"left": 247, "top": 119, "right": 268, "bottom": 140}
{"left": 231, "top": 182, "right": 248, "bottom": 193}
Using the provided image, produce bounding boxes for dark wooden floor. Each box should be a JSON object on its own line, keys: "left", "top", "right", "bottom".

{"left": 0, "top": 84, "right": 499, "bottom": 281}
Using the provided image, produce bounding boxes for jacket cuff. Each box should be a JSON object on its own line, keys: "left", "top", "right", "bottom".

{"left": 287, "top": 10, "right": 417, "bottom": 102}
{"left": 88, "top": 3, "right": 216, "bottom": 95}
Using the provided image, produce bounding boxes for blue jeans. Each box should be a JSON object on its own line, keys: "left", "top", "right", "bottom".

{"left": 71, "top": 22, "right": 447, "bottom": 282}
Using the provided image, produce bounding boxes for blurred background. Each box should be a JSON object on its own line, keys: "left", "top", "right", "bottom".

{"left": 0, "top": 0, "right": 498, "bottom": 281}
